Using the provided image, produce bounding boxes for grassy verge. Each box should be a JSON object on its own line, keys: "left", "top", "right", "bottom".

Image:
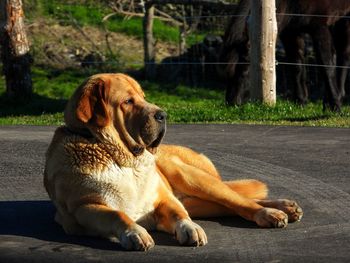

{"left": 144, "top": 83, "right": 350, "bottom": 127}
{"left": 0, "top": 68, "right": 349, "bottom": 127}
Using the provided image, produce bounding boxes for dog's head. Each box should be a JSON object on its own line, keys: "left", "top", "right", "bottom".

{"left": 64, "top": 73, "right": 166, "bottom": 156}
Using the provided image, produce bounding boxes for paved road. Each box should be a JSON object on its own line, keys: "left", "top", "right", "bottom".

{"left": 0, "top": 125, "right": 349, "bottom": 262}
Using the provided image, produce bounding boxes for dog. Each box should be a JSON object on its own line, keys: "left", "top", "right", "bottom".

{"left": 44, "top": 73, "right": 303, "bottom": 251}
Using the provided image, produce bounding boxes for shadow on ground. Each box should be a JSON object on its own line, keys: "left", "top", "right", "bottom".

{"left": 0, "top": 200, "right": 256, "bottom": 250}
{"left": 0, "top": 94, "right": 67, "bottom": 117}
{"left": 282, "top": 115, "right": 331, "bottom": 122}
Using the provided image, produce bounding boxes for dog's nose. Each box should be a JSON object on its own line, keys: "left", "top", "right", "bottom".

{"left": 154, "top": 110, "right": 167, "bottom": 123}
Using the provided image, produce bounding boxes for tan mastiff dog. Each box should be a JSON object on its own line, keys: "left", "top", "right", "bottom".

{"left": 44, "top": 73, "right": 303, "bottom": 251}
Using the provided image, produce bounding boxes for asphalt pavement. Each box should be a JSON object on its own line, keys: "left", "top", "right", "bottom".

{"left": 0, "top": 124, "right": 349, "bottom": 262}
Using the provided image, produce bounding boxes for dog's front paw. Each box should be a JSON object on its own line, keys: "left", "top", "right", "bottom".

{"left": 119, "top": 224, "right": 155, "bottom": 251}
{"left": 175, "top": 219, "right": 208, "bottom": 246}
{"left": 254, "top": 208, "right": 288, "bottom": 228}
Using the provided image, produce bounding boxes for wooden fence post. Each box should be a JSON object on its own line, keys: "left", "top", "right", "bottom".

{"left": 0, "top": 0, "right": 32, "bottom": 99}
{"left": 143, "top": 2, "right": 156, "bottom": 79}
{"left": 249, "top": 0, "right": 277, "bottom": 105}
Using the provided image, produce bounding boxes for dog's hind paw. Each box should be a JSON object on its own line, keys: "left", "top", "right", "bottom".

{"left": 119, "top": 224, "right": 155, "bottom": 251}
{"left": 256, "top": 199, "right": 303, "bottom": 223}
{"left": 273, "top": 199, "right": 303, "bottom": 222}
{"left": 254, "top": 207, "right": 289, "bottom": 228}
{"left": 175, "top": 219, "right": 208, "bottom": 246}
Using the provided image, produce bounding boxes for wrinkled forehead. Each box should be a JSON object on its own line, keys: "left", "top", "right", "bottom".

{"left": 91, "top": 73, "right": 144, "bottom": 99}
{"left": 108, "top": 74, "right": 145, "bottom": 98}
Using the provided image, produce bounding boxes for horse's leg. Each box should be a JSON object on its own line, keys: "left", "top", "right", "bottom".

{"left": 333, "top": 17, "right": 350, "bottom": 99}
{"left": 220, "top": 0, "right": 251, "bottom": 105}
{"left": 280, "top": 30, "right": 308, "bottom": 105}
{"left": 310, "top": 25, "right": 342, "bottom": 111}
{"left": 224, "top": 42, "right": 250, "bottom": 106}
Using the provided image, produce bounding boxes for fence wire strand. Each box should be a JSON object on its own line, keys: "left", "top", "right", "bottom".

{"left": 78, "top": 61, "right": 350, "bottom": 70}
{"left": 168, "top": 12, "right": 350, "bottom": 20}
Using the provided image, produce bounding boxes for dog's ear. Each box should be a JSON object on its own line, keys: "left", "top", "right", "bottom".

{"left": 76, "top": 78, "right": 111, "bottom": 128}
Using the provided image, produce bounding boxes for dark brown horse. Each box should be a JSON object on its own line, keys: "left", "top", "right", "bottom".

{"left": 219, "top": 0, "right": 350, "bottom": 111}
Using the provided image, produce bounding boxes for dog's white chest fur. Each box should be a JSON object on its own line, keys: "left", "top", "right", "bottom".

{"left": 97, "top": 151, "right": 159, "bottom": 226}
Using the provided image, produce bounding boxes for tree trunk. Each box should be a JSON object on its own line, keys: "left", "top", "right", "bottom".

{"left": 143, "top": 3, "right": 156, "bottom": 80}
{"left": 0, "top": 0, "right": 32, "bottom": 99}
{"left": 179, "top": 5, "right": 187, "bottom": 55}
{"left": 249, "top": 0, "right": 277, "bottom": 105}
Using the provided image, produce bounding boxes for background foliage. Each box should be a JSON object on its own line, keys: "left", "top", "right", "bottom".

{"left": 0, "top": 0, "right": 349, "bottom": 126}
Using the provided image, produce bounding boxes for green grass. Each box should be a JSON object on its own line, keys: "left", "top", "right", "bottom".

{"left": 1, "top": 67, "right": 349, "bottom": 127}
{"left": 107, "top": 16, "right": 180, "bottom": 43}
{"left": 144, "top": 82, "right": 350, "bottom": 127}
{"left": 31, "top": 67, "right": 84, "bottom": 99}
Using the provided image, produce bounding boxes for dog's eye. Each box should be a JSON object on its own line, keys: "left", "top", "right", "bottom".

{"left": 125, "top": 98, "right": 134, "bottom": 105}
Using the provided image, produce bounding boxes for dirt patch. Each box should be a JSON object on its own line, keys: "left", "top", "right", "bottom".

{"left": 27, "top": 18, "right": 178, "bottom": 70}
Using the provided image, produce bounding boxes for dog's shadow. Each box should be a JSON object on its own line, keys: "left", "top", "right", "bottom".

{"left": 0, "top": 200, "right": 256, "bottom": 250}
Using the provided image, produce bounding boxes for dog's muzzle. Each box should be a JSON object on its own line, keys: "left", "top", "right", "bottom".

{"left": 154, "top": 110, "right": 167, "bottom": 124}
{"left": 145, "top": 110, "right": 167, "bottom": 152}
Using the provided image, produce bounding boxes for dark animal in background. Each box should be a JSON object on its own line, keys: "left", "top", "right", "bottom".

{"left": 219, "top": 0, "right": 350, "bottom": 111}
{"left": 332, "top": 15, "right": 350, "bottom": 100}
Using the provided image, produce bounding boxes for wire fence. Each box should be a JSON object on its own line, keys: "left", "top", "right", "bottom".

{"left": 21, "top": 0, "right": 350, "bottom": 99}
